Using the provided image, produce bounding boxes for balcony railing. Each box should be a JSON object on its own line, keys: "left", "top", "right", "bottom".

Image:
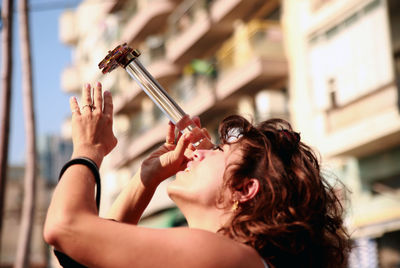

{"left": 167, "top": 0, "right": 211, "bottom": 37}
{"left": 165, "top": 0, "right": 270, "bottom": 65}
{"left": 216, "top": 20, "right": 285, "bottom": 77}
{"left": 169, "top": 59, "right": 217, "bottom": 114}
{"left": 137, "top": 36, "right": 167, "bottom": 66}
{"left": 111, "top": 118, "right": 168, "bottom": 168}
{"left": 121, "top": 0, "right": 178, "bottom": 46}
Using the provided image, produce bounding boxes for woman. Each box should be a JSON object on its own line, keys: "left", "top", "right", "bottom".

{"left": 44, "top": 82, "right": 351, "bottom": 267}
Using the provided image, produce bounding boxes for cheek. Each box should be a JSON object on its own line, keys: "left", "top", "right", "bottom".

{"left": 168, "top": 170, "right": 214, "bottom": 195}
{"left": 202, "top": 156, "right": 226, "bottom": 177}
{"left": 167, "top": 165, "right": 225, "bottom": 205}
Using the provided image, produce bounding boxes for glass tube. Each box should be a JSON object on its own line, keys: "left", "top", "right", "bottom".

{"left": 125, "top": 58, "right": 186, "bottom": 125}
{"left": 124, "top": 58, "right": 212, "bottom": 147}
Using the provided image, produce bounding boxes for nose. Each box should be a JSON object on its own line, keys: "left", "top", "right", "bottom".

{"left": 193, "top": 149, "right": 208, "bottom": 161}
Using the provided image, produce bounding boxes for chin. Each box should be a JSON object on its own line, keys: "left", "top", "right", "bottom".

{"left": 166, "top": 181, "right": 175, "bottom": 199}
{"left": 166, "top": 174, "right": 197, "bottom": 205}
{"left": 166, "top": 177, "right": 183, "bottom": 200}
{"left": 166, "top": 181, "right": 186, "bottom": 212}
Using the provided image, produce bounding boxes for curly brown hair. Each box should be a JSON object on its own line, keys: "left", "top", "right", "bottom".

{"left": 216, "top": 115, "right": 351, "bottom": 268}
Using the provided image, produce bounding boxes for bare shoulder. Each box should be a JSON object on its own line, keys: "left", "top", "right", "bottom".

{"left": 157, "top": 227, "right": 264, "bottom": 268}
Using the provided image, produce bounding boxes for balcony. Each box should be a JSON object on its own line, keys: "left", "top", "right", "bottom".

{"left": 166, "top": 0, "right": 277, "bottom": 65}
{"left": 111, "top": 96, "right": 168, "bottom": 168}
{"left": 171, "top": 69, "right": 217, "bottom": 116}
{"left": 213, "top": 20, "right": 287, "bottom": 108}
{"left": 216, "top": 20, "right": 285, "bottom": 75}
{"left": 121, "top": 0, "right": 178, "bottom": 46}
{"left": 59, "top": 10, "right": 78, "bottom": 46}
{"left": 100, "top": 68, "right": 125, "bottom": 95}
{"left": 61, "top": 65, "right": 81, "bottom": 94}
{"left": 111, "top": 118, "right": 168, "bottom": 168}
{"left": 320, "top": 83, "right": 400, "bottom": 158}
{"left": 350, "top": 194, "right": 400, "bottom": 238}
{"left": 101, "top": 0, "right": 126, "bottom": 14}
{"left": 215, "top": 57, "right": 287, "bottom": 100}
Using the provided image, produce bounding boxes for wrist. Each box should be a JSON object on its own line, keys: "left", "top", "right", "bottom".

{"left": 72, "top": 145, "right": 104, "bottom": 167}
{"left": 138, "top": 165, "right": 163, "bottom": 189}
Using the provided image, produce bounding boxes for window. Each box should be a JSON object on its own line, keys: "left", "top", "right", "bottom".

{"left": 308, "top": 0, "right": 395, "bottom": 110}
{"left": 359, "top": 145, "right": 400, "bottom": 195}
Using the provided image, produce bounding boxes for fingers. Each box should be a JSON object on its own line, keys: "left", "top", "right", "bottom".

{"left": 174, "top": 132, "right": 192, "bottom": 158}
{"left": 81, "top": 83, "right": 93, "bottom": 114}
{"left": 192, "top": 117, "right": 211, "bottom": 140}
{"left": 81, "top": 83, "right": 92, "bottom": 105}
{"left": 202, "top": 128, "right": 211, "bottom": 140}
{"left": 93, "top": 82, "right": 103, "bottom": 112}
{"left": 192, "top": 116, "right": 201, "bottom": 128}
{"left": 69, "top": 96, "right": 81, "bottom": 116}
{"left": 73, "top": 82, "right": 112, "bottom": 116}
{"left": 165, "top": 121, "right": 176, "bottom": 145}
{"left": 103, "top": 90, "right": 113, "bottom": 117}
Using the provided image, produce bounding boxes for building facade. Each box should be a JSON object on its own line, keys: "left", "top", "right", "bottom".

{"left": 0, "top": 166, "right": 48, "bottom": 268}
{"left": 0, "top": 135, "right": 73, "bottom": 267}
{"left": 283, "top": 0, "right": 400, "bottom": 266}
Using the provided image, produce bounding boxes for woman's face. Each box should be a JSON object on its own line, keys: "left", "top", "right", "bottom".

{"left": 167, "top": 143, "right": 242, "bottom": 207}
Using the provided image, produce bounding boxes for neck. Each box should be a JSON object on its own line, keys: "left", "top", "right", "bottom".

{"left": 179, "top": 204, "right": 232, "bottom": 232}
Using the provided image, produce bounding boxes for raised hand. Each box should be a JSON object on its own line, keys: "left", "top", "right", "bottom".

{"left": 69, "top": 82, "right": 117, "bottom": 167}
{"left": 140, "top": 118, "right": 211, "bottom": 187}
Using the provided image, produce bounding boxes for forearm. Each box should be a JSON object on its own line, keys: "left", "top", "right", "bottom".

{"left": 106, "top": 168, "right": 158, "bottom": 224}
{"left": 44, "top": 163, "right": 99, "bottom": 246}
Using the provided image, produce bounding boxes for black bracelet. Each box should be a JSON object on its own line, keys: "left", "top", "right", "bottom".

{"left": 58, "top": 157, "right": 101, "bottom": 210}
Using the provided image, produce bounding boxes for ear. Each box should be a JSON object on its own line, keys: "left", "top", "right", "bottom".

{"left": 237, "top": 178, "right": 260, "bottom": 203}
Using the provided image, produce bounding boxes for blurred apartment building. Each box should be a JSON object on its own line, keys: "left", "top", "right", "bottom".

{"left": 59, "top": 0, "right": 400, "bottom": 266}
{"left": 0, "top": 166, "right": 47, "bottom": 268}
{"left": 59, "top": 0, "right": 286, "bottom": 223}
{"left": 283, "top": 0, "right": 400, "bottom": 267}
{"left": 0, "top": 136, "right": 72, "bottom": 267}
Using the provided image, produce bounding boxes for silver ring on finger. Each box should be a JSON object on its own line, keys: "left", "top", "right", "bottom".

{"left": 81, "top": 104, "right": 95, "bottom": 111}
